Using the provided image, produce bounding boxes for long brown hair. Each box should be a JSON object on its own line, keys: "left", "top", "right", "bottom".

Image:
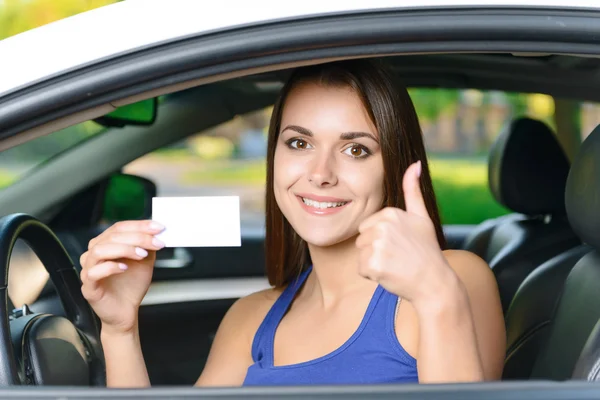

{"left": 265, "top": 59, "right": 446, "bottom": 288}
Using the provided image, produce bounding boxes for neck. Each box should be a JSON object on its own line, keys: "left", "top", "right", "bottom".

{"left": 304, "top": 234, "right": 376, "bottom": 307}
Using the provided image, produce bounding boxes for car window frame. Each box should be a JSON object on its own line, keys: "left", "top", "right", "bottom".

{"left": 2, "top": 8, "right": 600, "bottom": 395}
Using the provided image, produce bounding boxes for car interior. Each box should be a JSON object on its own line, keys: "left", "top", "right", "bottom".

{"left": 4, "top": 52, "right": 600, "bottom": 388}
{"left": 462, "top": 116, "right": 580, "bottom": 313}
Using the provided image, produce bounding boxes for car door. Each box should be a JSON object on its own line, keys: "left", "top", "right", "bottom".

{"left": 110, "top": 108, "right": 272, "bottom": 385}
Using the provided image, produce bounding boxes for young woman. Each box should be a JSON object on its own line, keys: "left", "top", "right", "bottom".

{"left": 80, "top": 59, "right": 505, "bottom": 387}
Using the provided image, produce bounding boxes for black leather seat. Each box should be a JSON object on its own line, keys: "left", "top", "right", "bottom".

{"left": 516, "top": 123, "right": 600, "bottom": 381}
{"left": 462, "top": 117, "right": 580, "bottom": 313}
{"left": 573, "top": 319, "right": 600, "bottom": 381}
{"left": 503, "top": 244, "right": 591, "bottom": 379}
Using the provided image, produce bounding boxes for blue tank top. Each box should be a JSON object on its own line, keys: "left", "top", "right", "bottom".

{"left": 243, "top": 266, "right": 418, "bottom": 386}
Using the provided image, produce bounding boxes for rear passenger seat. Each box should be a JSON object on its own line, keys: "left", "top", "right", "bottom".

{"left": 462, "top": 117, "right": 580, "bottom": 313}
{"left": 503, "top": 124, "right": 600, "bottom": 381}
{"left": 503, "top": 245, "right": 590, "bottom": 379}
{"left": 573, "top": 320, "right": 600, "bottom": 381}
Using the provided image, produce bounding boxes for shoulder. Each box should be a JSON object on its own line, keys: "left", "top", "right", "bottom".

{"left": 442, "top": 249, "right": 497, "bottom": 290}
{"left": 442, "top": 248, "right": 487, "bottom": 266}
{"left": 223, "top": 287, "right": 284, "bottom": 338}
{"left": 441, "top": 251, "right": 505, "bottom": 380}
{"left": 195, "top": 286, "right": 285, "bottom": 386}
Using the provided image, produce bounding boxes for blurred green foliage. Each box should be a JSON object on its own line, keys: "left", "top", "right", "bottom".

{"left": 408, "top": 89, "right": 461, "bottom": 123}
{"left": 0, "top": 0, "right": 118, "bottom": 40}
{"left": 0, "top": 0, "right": 573, "bottom": 226}
{"left": 181, "top": 157, "right": 508, "bottom": 225}
{"left": 0, "top": 170, "right": 16, "bottom": 187}
{"left": 429, "top": 158, "right": 510, "bottom": 224}
{"left": 0, "top": 121, "right": 105, "bottom": 163}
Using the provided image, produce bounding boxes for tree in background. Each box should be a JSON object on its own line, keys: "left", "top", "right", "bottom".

{"left": 1, "top": 0, "right": 595, "bottom": 159}
{"left": 0, "top": 0, "right": 118, "bottom": 40}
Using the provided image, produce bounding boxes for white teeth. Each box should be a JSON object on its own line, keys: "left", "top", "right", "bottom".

{"left": 302, "top": 198, "right": 347, "bottom": 209}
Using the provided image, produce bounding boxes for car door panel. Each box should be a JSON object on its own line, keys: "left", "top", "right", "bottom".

{"left": 139, "top": 299, "right": 236, "bottom": 385}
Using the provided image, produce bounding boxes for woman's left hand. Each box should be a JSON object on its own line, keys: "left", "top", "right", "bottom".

{"left": 355, "top": 161, "right": 455, "bottom": 305}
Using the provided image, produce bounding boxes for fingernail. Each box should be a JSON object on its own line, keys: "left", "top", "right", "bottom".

{"left": 149, "top": 221, "right": 165, "bottom": 231}
{"left": 135, "top": 247, "right": 148, "bottom": 258}
{"left": 416, "top": 160, "right": 422, "bottom": 178}
{"left": 118, "top": 263, "right": 128, "bottom": 271}
{"left": 152, "top": 237, "right": 165, "bottom": 249}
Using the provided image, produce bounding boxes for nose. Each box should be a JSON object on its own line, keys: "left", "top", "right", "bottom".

{"left": 308, "top": 150, "right": 338, "bottom": 187}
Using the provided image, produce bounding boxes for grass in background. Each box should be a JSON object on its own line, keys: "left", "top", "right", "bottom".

{"left": 183, "top": 160, "right": 266, "bottom": 186}
{"left": 182, "top": 156, "right": 510, "bottom": 225}
{"left": 0, "top": 0, "right": 118, "bottom": 41}
{"left": 0, "top": 155, "right": 509, "bottom": 225}
{"left": 0, "top": 170, "right": 17, "bottom": 188}
{"left": 429, "top": 158, "right": 510, "bottom": 224}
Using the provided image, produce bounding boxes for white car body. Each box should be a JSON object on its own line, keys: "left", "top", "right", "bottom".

{"left": 0, "top": 0, "right": 599, "bottom": 97}
{"left": 0, "top": 0, "right": 599, "bottom": 394}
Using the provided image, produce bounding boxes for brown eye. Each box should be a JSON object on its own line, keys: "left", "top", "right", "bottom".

{"left": 343, "top": 144, "right": 371, "bottom": 159}
{"left": 286, "top": 138, "right": 313, "bottom": 150}
{"left": 350, "top": 146, "right": 363, "bottom": 157}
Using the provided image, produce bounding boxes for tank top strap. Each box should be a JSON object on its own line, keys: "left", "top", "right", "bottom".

{"left": 348, "top": 283, "right": 394, "bottom": 342}
{"left": 250, "top": 265, "right": 313, "bottom": 365}
{"left": 366, "top": 287, "right": 416, "bottom": 366}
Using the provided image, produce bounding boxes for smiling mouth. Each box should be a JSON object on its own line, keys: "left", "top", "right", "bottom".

{"left": 300, "top": 197, "right": 349, "bottom": 209}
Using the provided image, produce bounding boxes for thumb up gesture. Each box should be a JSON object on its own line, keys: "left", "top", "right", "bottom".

{"left": 356, "top": 161, "right": 451, "bottom": 304}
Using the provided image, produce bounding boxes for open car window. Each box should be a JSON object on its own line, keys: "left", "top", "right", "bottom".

{"left": 3, "top": 1, "right": 600, "bottom": 395}
{"left": 0, "top": 120, "right": 106, "bottom": 190}
{"left": 124, "top": 108, "right": 269, "bottom": 232}
{"left": 123, "top": 88, "right": 600, "bottom": 230}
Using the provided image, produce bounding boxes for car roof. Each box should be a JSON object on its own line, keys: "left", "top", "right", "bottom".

{"left": 0, "top": 0, "right": 599, "bottom": 98}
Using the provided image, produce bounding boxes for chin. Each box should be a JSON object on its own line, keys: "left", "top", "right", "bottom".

{"left": 294, "top": 224, "right": 356, "bottom": 248}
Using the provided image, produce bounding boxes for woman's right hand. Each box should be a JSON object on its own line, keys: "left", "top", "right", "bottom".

{"left": 80, "top": 220, "right": 166, "bottom": 335}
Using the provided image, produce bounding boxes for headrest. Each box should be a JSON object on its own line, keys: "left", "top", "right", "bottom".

{"left": 488, "top": 117, "right": 570, "bottom": 215}
{"left": 566, "top": 124, "right": 600, "bottom": 249}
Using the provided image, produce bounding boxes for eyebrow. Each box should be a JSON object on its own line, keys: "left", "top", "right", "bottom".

{"left": 281, "top": 125, "right": 379, "bottom": 144}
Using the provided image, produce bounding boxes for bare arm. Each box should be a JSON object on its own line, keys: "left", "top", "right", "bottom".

{"left": 102, "top": 326, "right": 151, "bottom": 388}
{"left": 101, "top": 287, "right": 276, "bottom": 388}
{"left": 195, "top": 289, "right": 279, "bottom": 387}
{"left": 415, "top": 250, "right": 505, "bottom": 383}
{"left": 357, "top": 163, "right": 505, "bottom": 382}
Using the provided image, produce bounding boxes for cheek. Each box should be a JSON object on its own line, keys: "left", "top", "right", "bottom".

{"left": 273, "top": 146, "right": 305, "bottom": 209}
{"left": 345, "top": 161, "right": 385, "bottom": 206}
{"left": 273, "top": 146, "right": 307, "bottom": 189}
{"left": 272, "top": 150, "right": 285, "bottom": 207}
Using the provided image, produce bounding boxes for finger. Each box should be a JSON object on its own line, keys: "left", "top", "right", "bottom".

{"left": 103, "top": 232, "right": 164, "bottom": 251}
{"left": 358, "top": 209, "right": 384, "bottom": 233}
{"left": 86, "top": 261, "right": 128, "bottom": 283}
{"left": 81, "top": 281, "right": 103, "bottom": 303}
{"left": 403, "top": 161, "right": 429, "bottom": 219}
{"left": 113, "top": 219, "right": 165, "bottom": 234}
{"left": 80, "top": 252, "right": 88, "bottom": 267}
{"left": 89, "top": 220, "right": 165, "bottom": 249}
{"left": 86, "top": 243, "right": 150, "bottom": 267}
{"left": 81, "top": 261, "right": 128, "bottom": 301}
{"left": 358, "top": 247, "right": 378, "bottom": 281}
{"left": 359, "top": 206, "right": 403, "bottom": 233}
{"left": 355, "top": 227, "right": 376, "bottom": 249}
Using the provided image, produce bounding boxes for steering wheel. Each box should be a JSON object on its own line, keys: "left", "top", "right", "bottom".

{"left": 0, "top": 213, "right": 105, "bottom": 386}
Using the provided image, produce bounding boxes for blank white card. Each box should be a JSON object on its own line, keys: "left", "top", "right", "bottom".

{"left": 152, "top": 196, "right": 241, "bottom": 247}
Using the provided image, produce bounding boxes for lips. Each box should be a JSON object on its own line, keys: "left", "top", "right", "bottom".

{"left": 301, "top": 197, "right": 347, "bottom": 208}
{"left": 295, "top": 193, "right": 351, "bottom": 215}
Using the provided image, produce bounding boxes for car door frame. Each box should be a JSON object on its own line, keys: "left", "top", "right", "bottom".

{"left": 2, "top": 5, "right": 600, "bottom": 397}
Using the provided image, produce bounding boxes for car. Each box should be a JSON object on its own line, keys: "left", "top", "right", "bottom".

{"left": 1, "top": 0, "right": 600, "bottom": 398}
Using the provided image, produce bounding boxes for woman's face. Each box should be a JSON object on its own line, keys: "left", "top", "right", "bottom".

{"left": 273, "top": 82, "right": 385, "bottom": 247}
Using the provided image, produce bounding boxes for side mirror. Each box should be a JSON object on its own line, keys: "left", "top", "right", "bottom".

{"left": 94, "top": 98, "right": 157, "bottom": 128}
{"left": 102, "top": 173, "right": 156, "bottom": 222}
